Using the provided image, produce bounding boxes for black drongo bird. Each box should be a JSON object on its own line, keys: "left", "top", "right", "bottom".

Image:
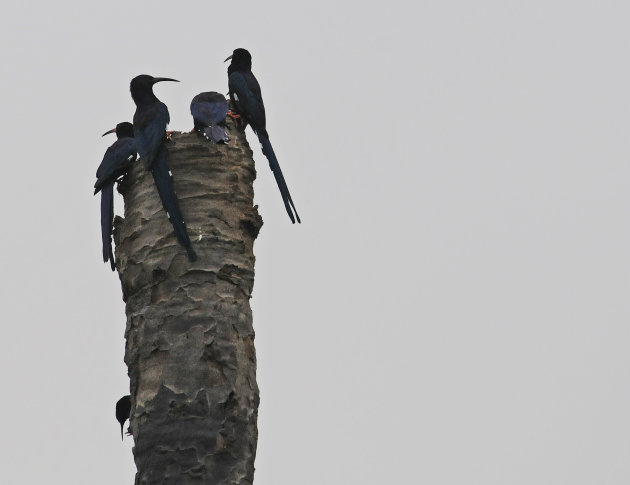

{"left": 115, "top": 395, "right": 131, "bottom": 440}
{"left": 190, "top": 91, "right": 230, "bottom": 143}
{"left": 130, "top": 74, "right": 197, "bottom": 261}
{"left": 225, "top": 48, "right": 301, "bottom": 223}
{"left": 94, "top": 122, "right": 137, "bottom": 271}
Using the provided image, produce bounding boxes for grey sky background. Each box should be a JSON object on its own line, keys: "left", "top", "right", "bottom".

{"left": 1, "top": 1, "right": 629, "bottom": 483}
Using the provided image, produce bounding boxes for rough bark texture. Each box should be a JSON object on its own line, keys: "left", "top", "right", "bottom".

{"left": 113, "top": 120, "right": 262, "bottom": 485}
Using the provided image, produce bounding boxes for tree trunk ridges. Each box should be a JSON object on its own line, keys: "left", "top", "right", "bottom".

{"left": 113, "top": 123, "right": 263, "bottom": 485}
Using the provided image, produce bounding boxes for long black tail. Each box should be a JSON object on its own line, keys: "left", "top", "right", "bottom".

{"left": 100, "top": 183, "right": 116, "bottom": 271}
{"left": 152, "top": 146, "right": 197, "bottom": 261}
{"left": 258, "top": 135, "right": 301, "bottom": 224}
{"left": 203, "top": 125, "right": 229, "bottom": 144}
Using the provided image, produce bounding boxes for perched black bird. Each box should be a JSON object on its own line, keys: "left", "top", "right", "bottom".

{"left": 225, "top": 48, "right": 301, "bottom": 223}
{"left": 190, "top": 91, "right": 230, "bottom": 143}
{"left": 130, "top": 74, "right": 197, "bottom": 261}
{"left": 115, "top": 395, "right": 131, "bottom": 440}
{"left": 94, "top": 122, "right": 137, "bottom": 271}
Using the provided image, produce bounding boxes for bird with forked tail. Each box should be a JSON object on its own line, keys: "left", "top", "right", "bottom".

{"left": 225, "top": 48, "right": 301, "bottom": 224}
{"left": 130, "top": 74, "right": 197, "bottom": 261}
{"left": 94, "top": 122, "right": 137, "bottom": 271}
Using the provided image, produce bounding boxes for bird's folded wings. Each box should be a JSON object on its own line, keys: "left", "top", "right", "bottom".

{"left": 134, "top": 102, "right": 170, "bottom": 161}
{"left": 190, "top": 95, "right": 229, "bottom": 125}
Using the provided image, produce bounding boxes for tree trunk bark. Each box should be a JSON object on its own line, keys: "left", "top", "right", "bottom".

{"left": 113, "top": 122, "right": 263, "bottom": 485}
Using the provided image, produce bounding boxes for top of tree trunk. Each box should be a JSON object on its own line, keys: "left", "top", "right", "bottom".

{"left": 114, "top": 129, "right": 263, "bottom": 301}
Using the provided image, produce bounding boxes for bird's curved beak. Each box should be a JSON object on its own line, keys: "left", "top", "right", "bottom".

{"left": 224, "top": 55, "right": 232, "bottom": 63}
{"left": 152, "top": 77, "right": 179, "bottom": 84}
{"left": 102, "top": 128, "right": 116, "bottom": 137}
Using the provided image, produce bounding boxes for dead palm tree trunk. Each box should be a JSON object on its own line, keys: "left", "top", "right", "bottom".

{"left": 113, "top": 122, "right": 262, "bottom": 485}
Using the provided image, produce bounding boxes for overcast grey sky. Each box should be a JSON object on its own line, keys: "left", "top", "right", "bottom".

{"left": 1, "top": 1, "right": 630, "bottom": 483}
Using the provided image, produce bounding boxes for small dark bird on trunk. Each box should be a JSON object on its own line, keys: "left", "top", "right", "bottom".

{"left": 115, "top": 395, "right": 131, "bottom": 440}
{"left": 130, "top": 74, "right": 197, "bottom": 261}
{"left": 94, "top": 122, "right": 137, "bottom": 271}
{"left": 190, "top": 91, "right": 230, "bottom": 143}
{"left": 225, "top": 48, "right": 301, "bottom": 223}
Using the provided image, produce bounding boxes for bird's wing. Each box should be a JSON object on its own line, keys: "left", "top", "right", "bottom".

{"left": 115, "top": 395, "right": 132, "bottom": 422}
{"left": 133, "top": 102, "right": 170, "bottom": 163}
{"left": 228, "top": 71, "right": 266, "bottom": 130}
{"left": 94, "top": 138, "right": 137, "bottom": 193}
{"left": 100, "top": 183, "right": 115, "bottom": 270}
{"left": 190, "top": 93, "right": 229, "bottom": 126}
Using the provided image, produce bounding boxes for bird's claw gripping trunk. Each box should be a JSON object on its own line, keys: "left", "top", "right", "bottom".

{"left": 113, "top": 121, "right": 263, "bottom": 485}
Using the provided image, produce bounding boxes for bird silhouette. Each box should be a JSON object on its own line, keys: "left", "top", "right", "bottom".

{"left": 115, "top": 395, "right": 131, "bottom": 440}
{"left": 130, "top": 74, "right": 197, "bottom": 261}
{"left": 190, "top": 91, "right": 230, "bottom": 143}
{"left": 225, "top": 48, "right": 301, "bottom": 223}
{"left": 94, "top": 122, "right": 137, "bottom": 271}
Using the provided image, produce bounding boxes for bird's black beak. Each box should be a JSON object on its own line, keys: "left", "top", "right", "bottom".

{"left": 152, "top": 77, "right": 179, "bottom": 84}
{"left": 102, "top": 128, "right": 116, "bottom": 137}
{"left": 224, "top": 55, "right": 232, "bottom": 63}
